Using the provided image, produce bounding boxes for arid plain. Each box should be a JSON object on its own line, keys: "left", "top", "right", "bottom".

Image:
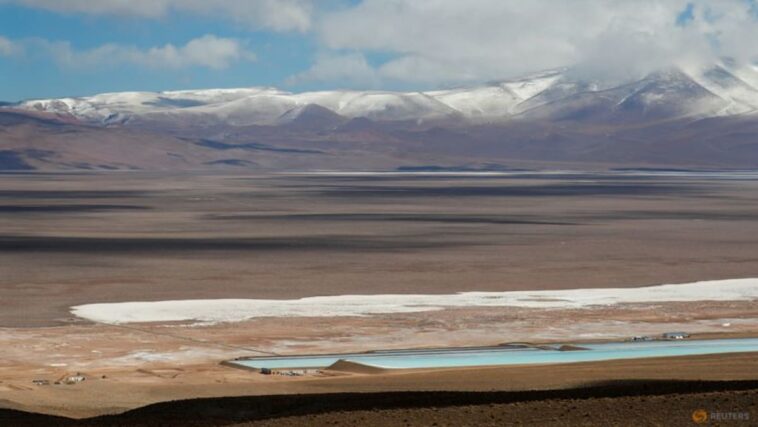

{"left": 1, "top": 171, "right": 758, "bottom": 422}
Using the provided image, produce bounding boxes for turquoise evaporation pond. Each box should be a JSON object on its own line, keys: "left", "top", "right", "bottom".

{"left": 231, "top": 338, "right": 758, "bottom": 370}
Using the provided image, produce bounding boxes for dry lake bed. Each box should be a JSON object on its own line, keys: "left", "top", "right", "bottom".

{"left": 1, "top": 170, "right": 757, "bottom": 420}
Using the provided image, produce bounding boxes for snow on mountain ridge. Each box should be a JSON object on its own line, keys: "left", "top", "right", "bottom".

{"left": 17, "top": 65, "right": 758, "bottom": 126}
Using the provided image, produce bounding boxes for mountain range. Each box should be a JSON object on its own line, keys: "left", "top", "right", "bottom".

{"left": 3, "top": 62, "right": 758, "bottom": 171}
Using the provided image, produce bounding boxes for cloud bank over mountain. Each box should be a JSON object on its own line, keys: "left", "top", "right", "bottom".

{"left": 306, "top": 0, "right": 758, "bottom": 86}
{"left": 1, "top": 1, "right": 758, "bottom": 99}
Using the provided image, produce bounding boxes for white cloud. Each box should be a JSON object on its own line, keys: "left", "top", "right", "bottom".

{"left": 5, "top": 0, "right": 313, "bottom": 32}
{"left": 299, "top": 0, "right": 758, "bottom": 86}
{"left": 287, "top": 52, "right": 379, "bottom": 87}
{"left": 32, "top": 35, "right": 255, "bottom": 70}
{"left": 0, "top": 36, "right": 21, "bottom": 56}
{"left": 7, "top": 0, "right": 758, "bottom": 88}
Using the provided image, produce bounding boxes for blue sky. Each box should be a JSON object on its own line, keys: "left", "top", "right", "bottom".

{"left": 1, "top": 0, "right": 756, "bottom": 102}
{"left": 0, "top": 3, "right": 320, "bottom": 100}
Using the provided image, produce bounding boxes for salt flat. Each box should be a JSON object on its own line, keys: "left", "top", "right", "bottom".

{"left": 71, "top": 278, "right": 758, "bottom": 324}
{"left": 2, "top": 171, "right": 758, "bottom": 420}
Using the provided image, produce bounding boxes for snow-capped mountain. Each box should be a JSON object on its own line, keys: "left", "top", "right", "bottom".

{"left": 4, "top": 62, "right": 758, "bottom": 172}
{"left": 17, "top": 63, "right": 758, "bottom": 128}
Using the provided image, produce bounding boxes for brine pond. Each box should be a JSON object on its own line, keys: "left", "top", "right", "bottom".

{"left": 228, "top": 338, "right": 758, "bottom": 370}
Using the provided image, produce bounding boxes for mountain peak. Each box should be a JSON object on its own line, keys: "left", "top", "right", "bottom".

{"left": 277, "top": 103, "right": 347, "bottom": 130}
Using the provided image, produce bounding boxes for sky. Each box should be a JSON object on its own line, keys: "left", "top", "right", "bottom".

{"left": 1, "top": 0, "right": 758, "bottom": 101}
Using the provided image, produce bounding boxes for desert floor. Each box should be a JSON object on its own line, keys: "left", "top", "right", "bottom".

{"left": 1, "top": 171, "right": 757, "bottom": 423}
{"left": 3, "top": 171, "right": 758, "bottom": 326}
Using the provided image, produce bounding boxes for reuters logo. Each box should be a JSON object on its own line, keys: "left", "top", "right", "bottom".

{"left": 692, "top": 409, "right": 708, "bottom": 424}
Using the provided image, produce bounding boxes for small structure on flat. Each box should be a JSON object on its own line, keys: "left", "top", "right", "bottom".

{"left": 55, "top": 372, "right": 86, "bottom": 385}
{"left": 662, "top": 332, "right": 690, "bottom": 340}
